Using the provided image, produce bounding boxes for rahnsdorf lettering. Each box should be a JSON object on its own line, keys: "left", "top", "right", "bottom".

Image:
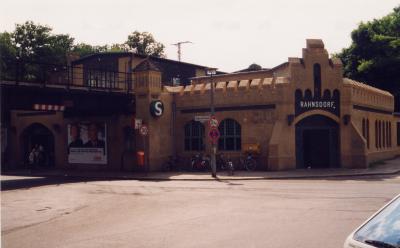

{"left": 300, "top": 101, "right": 336, "bottom": 109}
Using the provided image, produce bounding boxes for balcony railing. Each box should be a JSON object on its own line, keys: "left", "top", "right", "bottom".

{"left": 0, "top": 60, "right": 133, "bottom": 93}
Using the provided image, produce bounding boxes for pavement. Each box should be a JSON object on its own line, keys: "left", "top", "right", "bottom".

{"left": 2, "top": 156, "right": 400, "bottom": 181}
{"left": 2, "top": 172, "right": 400, "bottom": 248}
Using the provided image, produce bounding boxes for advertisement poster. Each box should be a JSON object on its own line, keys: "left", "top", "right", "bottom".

{"left": 67, "top": 122, "right": 107, "bottom": 164}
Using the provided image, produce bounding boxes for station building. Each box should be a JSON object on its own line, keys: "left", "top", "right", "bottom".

{"left": 3, "top": 39, "right": 400, "bottom": 171}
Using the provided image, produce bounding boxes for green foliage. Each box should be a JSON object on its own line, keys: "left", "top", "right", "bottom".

{"left": 335, "top": 6, "right": 400, "bottom": 110}
{"left": 248, "top": 63, "right": 262, "bottom": 71}
{"left": 72, "top": 43, "right": 109, "bottom": 57}
{"left": 125, "top": 31, "right": 165, "bottom": 57}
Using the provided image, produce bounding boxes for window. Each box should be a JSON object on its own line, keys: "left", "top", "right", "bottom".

{"left": 378, "top": 120, "right": 382, "bottom": 148}
{"left": 397, "top": 122, "right": 400, "bottom": 146}
{"left": 362, "top": 119, "right": 366, "bottom": 139}
{"left": 375, "top": 120, "right": 378, "bottom": 149}
{"left": 86, "top": 69, "right": 117, "bottom": 88}
{"left": 218, "top": 119, "right": 241, "bottom": 151}
{"left": 353, "top": 196, "right": 400, "bottom": 248}
{"left": 366, "top": 119, "right": 370, "bottom": 149}
{"left": 313, "top": 63, "right": 321, "bottom": 97}
{"left": 383, "top": 120, "right": 386, "bottom": 148}
{"left": 184, "top": 121, "right": 205, "bottom": 151}
{"left": 362, "top": 118, "right": 370, "bottom": 149}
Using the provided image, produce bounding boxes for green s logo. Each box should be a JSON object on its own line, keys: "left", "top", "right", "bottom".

{"left": 150, "top": 100, "right": 164, "bottom": 117}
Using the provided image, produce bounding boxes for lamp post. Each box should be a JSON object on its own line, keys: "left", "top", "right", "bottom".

{"left": 206, "top": 67, "right": 217, "bottom": 178}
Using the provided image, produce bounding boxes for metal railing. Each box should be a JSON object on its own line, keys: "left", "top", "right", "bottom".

{"left": 0, "top": 60, "right": 134, "bottom": 93}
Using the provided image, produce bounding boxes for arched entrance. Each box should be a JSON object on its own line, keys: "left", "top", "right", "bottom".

{"left": 21, "top": 123, "right": 55, "bottom": 167}
{"left": 295, "top": 115, "right": 339, "bottom": 169}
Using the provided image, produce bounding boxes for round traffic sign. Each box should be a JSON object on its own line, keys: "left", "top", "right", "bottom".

{"left": 208, "top": 128, "right": 220, "bottom": 143}
{"left": 209, "top": 116, "right": 219, "bottom": 128}
{"left": 140, "top": 125, "right": 148, "bottom": 136}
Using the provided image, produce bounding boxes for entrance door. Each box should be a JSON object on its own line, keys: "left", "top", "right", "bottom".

{"left": 295, "top": 115, "right": 339, "bottom": 169}
{"left": 21, "top": 123, "right": 55, "bottom": 167}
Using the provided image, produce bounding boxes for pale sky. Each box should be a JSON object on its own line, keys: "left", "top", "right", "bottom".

{"left": 1, "top": 0, "right": 398, "bottom": 72}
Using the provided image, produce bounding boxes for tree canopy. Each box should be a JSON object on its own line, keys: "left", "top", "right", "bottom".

{"left": 335, "top": 6, "right": 400, "bottom": 110}
{"left": 0, "top": 21, "right": 166, "bottom": 67}
{"left": 125, "top": 31, "right": 165, "bottom": 57}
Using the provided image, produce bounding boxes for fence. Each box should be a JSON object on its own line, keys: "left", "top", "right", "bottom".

{"left": 0, "top": 60, "right": 133, "bottom": 92}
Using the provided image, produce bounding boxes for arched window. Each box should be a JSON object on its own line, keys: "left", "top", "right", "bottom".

{"left": 323, "top": 89, "right": 331, "bottom": 99}
{"left": 184, "top": 121, "right": 205, "bottom": 151}
{"left": 313, "top": 63, "right": 321, "bottom": 97}
{"left": 218, "top": 118, "right": 241, "bottom": 151}
{"left": 383, "top": 120, "right": 386, "bottom": 148}
{"left": 362, "top": 119, "right": 366, "bottom": 139}
{"left": 378, "top": 120, "right": 382, "bottom": 148}
{"left": 389, "top": 122, "right": 392, "bottom": 147}
{"left": 375, "top": 120, "right": 378, "bottom": 149}
{"left": 366, "top": 119, "right": 370, "bottom": 149}
{"left": 304, "top": 89, "right": 312, "bottom": 99}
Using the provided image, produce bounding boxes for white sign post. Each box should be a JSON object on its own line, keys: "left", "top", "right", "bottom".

{"left": 135, "top": 118, "right": 142, "bottom": 130}
{"left": 195, "top": 115, "right": 211, "bottom": 123}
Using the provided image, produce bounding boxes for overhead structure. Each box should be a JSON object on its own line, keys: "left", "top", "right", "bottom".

{"left": 172, "top": 41, "right": 192, "bottom": 62}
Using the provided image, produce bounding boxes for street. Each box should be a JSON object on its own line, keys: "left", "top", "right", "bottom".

{"left": 1, "top": 174, "right": 400, "bottom": 248}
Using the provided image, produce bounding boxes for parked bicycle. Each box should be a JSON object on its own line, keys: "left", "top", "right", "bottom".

{"left": 191, "top": 153, "right": 211, "bottom": 171}
{"left": 162, "top": 155, "right": 181, "bottom": 171}
{"left": 217, "top": 153, "right": 234, "bottom": 175}
{"left": 239, "top": 152, "right": 257, "bottom": 171}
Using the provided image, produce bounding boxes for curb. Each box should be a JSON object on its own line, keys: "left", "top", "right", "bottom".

{"left": 8, "top": 169, "right": 400, "bottom": 181}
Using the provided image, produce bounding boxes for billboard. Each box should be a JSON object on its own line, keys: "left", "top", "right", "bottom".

{"left": 67, "top": 122, "right": 107, "bottom": 164}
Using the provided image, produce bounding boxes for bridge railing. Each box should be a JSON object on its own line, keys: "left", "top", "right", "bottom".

{"left": 0, "top": 60, "right": 133, "bottom": 92}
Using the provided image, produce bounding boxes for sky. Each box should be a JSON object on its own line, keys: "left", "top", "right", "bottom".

{"left": 1, "top": 0, "right": 398, "bottom": 72}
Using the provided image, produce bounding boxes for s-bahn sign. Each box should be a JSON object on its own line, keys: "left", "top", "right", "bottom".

{"left": 294, "top": 89, "right": 340, "bottom": 117}
{"left": 150, "top": 100, "right": 164, "bottom": 117}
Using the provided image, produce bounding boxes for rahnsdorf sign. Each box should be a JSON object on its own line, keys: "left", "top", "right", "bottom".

{"left": 295, "top": 90, "right": 340, "bottom": 117}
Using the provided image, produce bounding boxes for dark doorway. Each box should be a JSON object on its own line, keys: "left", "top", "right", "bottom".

{"left": 21, "top": 123, "right": 55, "bottom": 168}
{"left": 296, "top": 115, "right": 339, "bottom": 169}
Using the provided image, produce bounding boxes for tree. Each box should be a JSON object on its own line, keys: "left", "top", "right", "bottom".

{"left": 248, "top": 63, "right": 262, "bottom": 71}
{"left": 72, "top": 43, "right": 109, "bottom": 57}
{"left": 125, "top": 31, "right": 165, "bottom": 57}
{"left": 335, "top": 6, "right": 400, "bottom": 110}
{"left": 0, "top": 32, "right": 17, "bottom": 80}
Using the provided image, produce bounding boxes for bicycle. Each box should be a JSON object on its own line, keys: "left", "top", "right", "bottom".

{"left": 191, "top": 153, "right": 211, "bottom": 171}
{"left": 239, "top": 152, "right": 257, "bottom": 171}
{"left": 162, "top": 155, "right": 181, "bottom": 171}
{"left": 217, "top": 153, "right": 234, "bottom": 175}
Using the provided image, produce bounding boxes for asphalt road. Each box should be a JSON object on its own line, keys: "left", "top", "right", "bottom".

{"left": 2, "top": 174, "right": 400, "bottom": 248}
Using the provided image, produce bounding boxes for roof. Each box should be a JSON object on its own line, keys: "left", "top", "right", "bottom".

{"left": 133, "top": 59, "right": 161, "bottom": 72}
{"left": 71, "top": 51, "right": 209, "bottom": 69}
{"left": 343, "top": 78, "right": 393, "bottom": 97}
{"left": 190, "top": 62, "right": 288, "bottom": 81}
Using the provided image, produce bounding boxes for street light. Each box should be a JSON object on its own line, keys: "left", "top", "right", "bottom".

{"left": 206, "top": 67, "right": 217, "bottom": 178}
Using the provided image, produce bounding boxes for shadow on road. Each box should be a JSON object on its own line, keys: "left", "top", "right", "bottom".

{"left": 1, "top": 169, "right": 398, "bottom": 191}
{"left": 1, "top": 174, "right": 103, "bottom": 191}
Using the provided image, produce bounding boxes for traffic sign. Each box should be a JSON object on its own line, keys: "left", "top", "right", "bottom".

{"left": 208, "top": 128, "right": 220, "bottom": 144}
{"left": 209, "top": 116, "right": 219, "bottom": 128}
{"left": 140, "top": 125, "right": 148, "bottom": 136}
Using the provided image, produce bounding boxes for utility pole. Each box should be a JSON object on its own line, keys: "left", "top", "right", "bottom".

{"left": 172, "top": 41, "right": 192, "bottom": 62}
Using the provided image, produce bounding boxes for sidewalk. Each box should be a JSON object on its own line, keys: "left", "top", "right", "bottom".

{"left": 3, "top": 157, "right": 400, "bottom": 181}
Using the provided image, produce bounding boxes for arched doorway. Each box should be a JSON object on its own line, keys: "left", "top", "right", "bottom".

{"left": 21, "top": 123, "right": 55, "bottom": 168}
{"left": 295, "top": 115, "right": 339, "bottom": 169}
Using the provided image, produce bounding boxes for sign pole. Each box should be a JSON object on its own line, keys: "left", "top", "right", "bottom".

{"left": 209, "top": 71, "right": 217, "bottom": 178}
